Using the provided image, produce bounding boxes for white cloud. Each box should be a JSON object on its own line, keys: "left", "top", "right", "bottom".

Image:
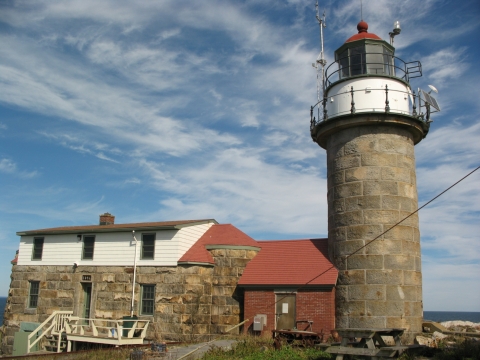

{"left": 125, "top": 178, "right": 141, "bottom": 185}
{"left": 0, "top": 0, "right": 478, "bottom": 309}
{"left": 0, "top": 159, "right": 38, "bottom": 179}
{"left": 38, "top": 132, "right": 123, "bottom": 162}
{"left": 136, "top": 147, "right": 327, "bottom": 236}
{"left": 422, "top": 47, "right": 470, "bottom": 86}
{"left": 158, "top": 28, "right": 181, "bottom": 41}
{"left": 0, "top": 159, "right": 16, "bottom": 173}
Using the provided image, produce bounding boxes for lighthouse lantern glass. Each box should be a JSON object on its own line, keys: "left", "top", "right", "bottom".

{"left": 336, "top": 41, "right": 395, "bottom": 80}
{"left": 366, "top": 44, "right": 384, "bottom": 75}
{"left": 339, "top": 50, "right": 349, "bottom": 78}
{"left": 350, "top": 46, "right": 366, "bottom": 76}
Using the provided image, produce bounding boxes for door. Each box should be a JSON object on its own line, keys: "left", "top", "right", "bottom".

{"left": 82, "top": 283, "right": 92, "bottom": 323}
{"left": 275, "top": 294, "right": 296, "bottom": 330}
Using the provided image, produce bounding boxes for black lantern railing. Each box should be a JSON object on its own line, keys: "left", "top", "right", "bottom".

{"left": 324, "top": 54, "right": 422, "bottom": 89}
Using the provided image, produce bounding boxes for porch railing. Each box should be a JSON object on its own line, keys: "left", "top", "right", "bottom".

{"left": 64, "top": 317, "right": 150, "bottom": 340}
{"left": 27, "top": 311, "right": 73, "bottom": 353}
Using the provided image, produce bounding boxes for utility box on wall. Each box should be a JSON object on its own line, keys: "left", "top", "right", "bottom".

{"left": 253, "top": 314, "right": 267, "bottom": 331}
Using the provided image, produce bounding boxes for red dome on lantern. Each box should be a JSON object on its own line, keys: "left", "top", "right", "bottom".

{"left": 345, "top": 21, "right": 382, "bottom": 43}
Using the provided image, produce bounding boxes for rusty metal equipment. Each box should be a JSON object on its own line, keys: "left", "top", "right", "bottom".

{"left": 272, "top": 329, "right": 323, "bottom": 350}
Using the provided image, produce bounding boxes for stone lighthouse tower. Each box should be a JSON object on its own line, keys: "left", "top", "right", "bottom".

{"left": 310, "top": 20, "right": 434, "bottom": 341}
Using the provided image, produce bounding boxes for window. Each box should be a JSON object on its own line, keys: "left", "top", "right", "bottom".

{"left": 82, "top": 236, "right": 95, "bottom": 260}
{"left": 32, "top": 238, "right": 44, "bottom": 260}
{"left": 29, "top": 281, "right": 40, "bottom": 308}
{"left": 141, "top": 234, "right": 155, "bottom": 260}
{"left": 338, "top": 49, "right": 349, "bottom": 78}
{"left": 337, "top": 43, "right": 395, "bottom": 79}
{"left": 366, "top": 44, "right": 384, "bottom": 75}
{"left": 383, "top": 46, "right": 394, "bottom": 76}
{"left": 349, "top": 46, "right": 366, "bottom": 76}
{"left": 141, "top": 285, "right": 155, "bottom": 315}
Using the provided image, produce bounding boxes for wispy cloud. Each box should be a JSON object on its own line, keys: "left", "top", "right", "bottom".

{"left": 0, "top": 159, "right": 38, "bottom": 179}
{"left": 0, "top": 0, "right": 478, "bottom": 309}
{"left": 422, "top": 47, "right": 470, "bottom": 86}
{"left": 38, "top": 132, "right": 122, "bottom": 162}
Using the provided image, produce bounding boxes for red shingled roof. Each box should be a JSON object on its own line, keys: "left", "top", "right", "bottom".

{"left": 178, "top": 224, "right": 260, "bottom": 265}
{"left": 238, "top": 239, "right": 337, "bottom": 286}
{"left": 17, "top": 219, "right": 217, "bottom": 235}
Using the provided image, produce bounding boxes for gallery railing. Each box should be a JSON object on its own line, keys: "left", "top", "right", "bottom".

{"left": 310, "top": 85, "right": 435, "bottom": 130}
{"left": 324, "top": 54, "right": 422, "bottom": 87}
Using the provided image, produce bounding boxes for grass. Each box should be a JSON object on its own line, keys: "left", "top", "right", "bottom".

{"left": 11, "top": 336, "right": 480, "bottom": 359}
{"left": 10, "top": 347, "right": 133, "bottom": 360}
{"left": 18, "top": 338, "right": 333, "bottom": 360}
{"left": 199, "top": 336, "right": 332, "bottom": 360}
{"left": 201, "top": 346, "right": 331, "bottom": 360}
{"left": 432, "top": 338, "right": 480, "bottom": 360}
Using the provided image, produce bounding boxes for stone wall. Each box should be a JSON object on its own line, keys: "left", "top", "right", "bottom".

{"left": 326, "top": 125, "right": 423, "bottom": 341}
{"left": 1, "top": 247, "right": 258, "bottom": 355}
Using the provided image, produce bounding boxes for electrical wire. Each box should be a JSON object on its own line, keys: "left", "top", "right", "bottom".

{"left": 267, "top": 165, "right": 480, "bottom": 311}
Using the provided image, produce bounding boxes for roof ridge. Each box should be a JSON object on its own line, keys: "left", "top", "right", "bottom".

{"left": 17, "top": 219, "right": 218, "bottom": 235}
{"left": 257, "top": 238, "right": 327, "bottom": 242}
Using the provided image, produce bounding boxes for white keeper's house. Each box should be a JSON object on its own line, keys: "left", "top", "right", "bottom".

{"left": 2, "top": 213, "right": 337, "bottom": 355}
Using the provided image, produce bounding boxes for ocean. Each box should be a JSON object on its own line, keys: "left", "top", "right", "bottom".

{"left": 0, "top": 297, "right": 478, "bottom": 325}
{"left": 0, "top": 297, "right": 5, "bottom": 324}
{"left": 423, "top": 311, "right": 480, "bottom": 323}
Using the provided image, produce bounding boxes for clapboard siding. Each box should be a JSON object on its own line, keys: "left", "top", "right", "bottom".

{"left": 177, "top": 223, "right": 214, "bottom": 259}
{"left": 17, "top": 224, "right": 212, "bottom": 266}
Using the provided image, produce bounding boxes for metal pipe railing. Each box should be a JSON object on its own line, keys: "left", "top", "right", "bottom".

{"left": 324, "top": 54, "right": 422, "bottom": 88}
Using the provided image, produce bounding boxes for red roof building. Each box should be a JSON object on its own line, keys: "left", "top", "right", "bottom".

{"left": 238, "top": 239, "right": 337, "bottom": 336}
{"left": 238, "top": 239, "right": 337, "bottom": 286}
{"left": 178, "top": 224, "right": 261, "bottom": 265}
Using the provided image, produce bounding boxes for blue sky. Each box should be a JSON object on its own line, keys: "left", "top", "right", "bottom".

{"left": 0, "top": 0, "right": 479, "bottom": 311}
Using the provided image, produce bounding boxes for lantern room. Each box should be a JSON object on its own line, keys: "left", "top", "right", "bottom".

{"left": 335, "top": 21, "right": 395, "bottom": 80}
{"left": 321, "top": 21, "right": 422, "bottom": 121}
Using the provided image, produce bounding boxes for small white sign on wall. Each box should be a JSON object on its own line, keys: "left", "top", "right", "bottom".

{"left": 282, "top": 303, "right": 288, "bottom": 314}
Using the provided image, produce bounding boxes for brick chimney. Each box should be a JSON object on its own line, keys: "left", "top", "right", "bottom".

{"left": 99, "top": 212, "right": 115, "bottom": 225}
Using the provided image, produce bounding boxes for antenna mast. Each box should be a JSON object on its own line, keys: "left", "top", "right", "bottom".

{"left": 314, "top": 1, "right": 327, "bottom": 122}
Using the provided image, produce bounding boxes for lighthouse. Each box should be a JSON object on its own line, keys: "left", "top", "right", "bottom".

{"left": 311, "top": 19, "right": 438, "bottom": 341}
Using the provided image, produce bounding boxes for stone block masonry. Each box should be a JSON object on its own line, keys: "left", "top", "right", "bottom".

{"left": 326, "top": 125, "right": 423, "bottom": 342}
{"left": 1, "top": 247, "right": 258, "bottom": 355}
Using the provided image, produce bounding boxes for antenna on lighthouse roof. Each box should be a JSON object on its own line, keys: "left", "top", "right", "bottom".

{"left": 313, "top": 0, "right": 327, "bottom": 122}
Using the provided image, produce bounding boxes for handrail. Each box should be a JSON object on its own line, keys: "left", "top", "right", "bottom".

{"left": 324, "top": 54, "right": 422, "bottom": 88}
{"left": 64, "top": 317, "right": 150, "bottom": 340}
{"left": 27, "top": 313, "right": 149, "bottom": 354}
{"left": 310, "top": 85, "right": 436, "bottom": 128}
{"left": 28, "top": 323, "right": 55, "bottom": 352}
{"left": 27, "top": 311, "right": 73, "bottom": 354}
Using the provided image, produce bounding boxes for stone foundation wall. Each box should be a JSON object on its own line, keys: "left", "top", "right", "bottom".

{"left": 1, "top": 247, "right": 258, "bottom": 355}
